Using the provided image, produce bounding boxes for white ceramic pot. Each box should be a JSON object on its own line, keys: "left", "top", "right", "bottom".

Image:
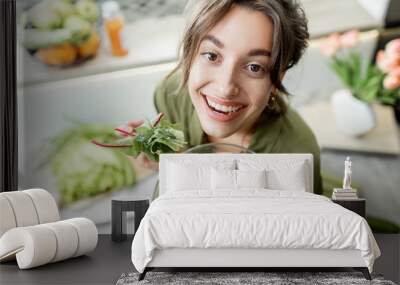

{"left": 331, "top": 89, "right": 375, "bottom": 137}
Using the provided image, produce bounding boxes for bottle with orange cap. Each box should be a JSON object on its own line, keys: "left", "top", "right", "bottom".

{"left": 101, "top": 1, "right": 128, "bottom": 57}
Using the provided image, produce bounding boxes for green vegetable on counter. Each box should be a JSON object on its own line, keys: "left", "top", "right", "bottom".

{"left": 23, "top": 28, "right": 73, "bottom": 49}
{"left": 22, "top": 0, "right": 100, "bottom": 50}
{"left": 64, "top": 15, "right": 92, "bottom": 44}
{"left": 49, "top": 0, "right": 75, "bottom": 19}
{"left": 45, "top": 123, "right": 136, "bottom": 205}
{"left": 29, "top": 1, "right": 63, "bottom": 30}
{"left": 92, "top": 113, "right": 187, "bottom": 162}
{"left": 76, "top": 0, "right": 100, "bottom": 23}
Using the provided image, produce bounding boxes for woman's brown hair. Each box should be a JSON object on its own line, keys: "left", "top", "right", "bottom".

{"left": 169, "top": 0, "right": 309, "bottom": 114}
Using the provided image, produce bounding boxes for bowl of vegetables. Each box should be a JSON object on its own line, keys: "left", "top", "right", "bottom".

{"left": 20, "top": 0, "right": 101, "bottom": 67}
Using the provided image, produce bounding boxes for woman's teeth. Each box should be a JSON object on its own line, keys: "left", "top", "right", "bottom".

{"left": 206, "top": 97, "right": 242, "bottom": 113}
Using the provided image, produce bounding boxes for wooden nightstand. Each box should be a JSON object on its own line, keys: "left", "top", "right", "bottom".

{"left": 332, "top": 198, "right": 366, "bottom": 218}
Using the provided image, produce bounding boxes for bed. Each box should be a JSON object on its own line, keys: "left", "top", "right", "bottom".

{"left": 131, "top": 154, "right": 380, "bottom": 280}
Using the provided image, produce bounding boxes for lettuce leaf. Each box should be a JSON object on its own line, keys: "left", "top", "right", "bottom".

{"left": 43, "top": 123, "right": 136, "bottom": 205}
{"left": 93, "top": 114, "right": 187, "bottom": 162}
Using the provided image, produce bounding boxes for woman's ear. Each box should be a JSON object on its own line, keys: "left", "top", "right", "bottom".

{"left": 271, "top": 86, "right": 277, "bottom": 95}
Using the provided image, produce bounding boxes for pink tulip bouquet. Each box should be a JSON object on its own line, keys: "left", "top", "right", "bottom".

{"left": 376, "top": 39, "right": 400, "bottom": 103}
{"left": 319, "top": 30, "right": 400, "bottom": 105}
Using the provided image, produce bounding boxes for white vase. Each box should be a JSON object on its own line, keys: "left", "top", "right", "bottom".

{"left": 331, "top": 89, "right": 375, "bottom": 137}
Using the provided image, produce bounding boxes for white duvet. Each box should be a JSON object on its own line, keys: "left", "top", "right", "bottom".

{"left": 131, "top": 190, "right": 380, "bottom": 273}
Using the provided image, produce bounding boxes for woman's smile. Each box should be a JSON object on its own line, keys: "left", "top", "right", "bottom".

{"left": 200, "top": 92, "right": 247, "bottom": 122}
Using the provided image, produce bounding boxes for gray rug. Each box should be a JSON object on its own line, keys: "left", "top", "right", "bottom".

{"left": 116, "top": 271, "right": 396, "bottom": 285}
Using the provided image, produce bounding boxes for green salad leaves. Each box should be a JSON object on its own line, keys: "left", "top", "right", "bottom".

{"left": 92, "top": 113, "right": 187, "bottom": 162}
{"left": 45, "top": 123, "right": 136, "bottom": 205}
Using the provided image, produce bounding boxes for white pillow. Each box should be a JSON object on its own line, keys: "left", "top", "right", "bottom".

{"left": 211, "top": 169, "right": 267, "bottom": 190}
{"left": 167, "top": 160, "right": 235, "bottom": 192}
{"left": 238, "top": 160, "right": 309, "bottom": 191}
{"left": 266, "top": 162, "right": 307, "bottom": 191}
{"left": 236, "top": 169, "right": 267, "bottom": 188}
{"left": 211, "top": 168, "right": 236, "bottom": 190}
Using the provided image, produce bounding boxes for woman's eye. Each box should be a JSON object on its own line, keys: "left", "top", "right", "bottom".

{"left": 247, "top": 64, "right": 264, "bottom": 74}
{"left": 202, "top": 52, "right": 218, "bottom": 62}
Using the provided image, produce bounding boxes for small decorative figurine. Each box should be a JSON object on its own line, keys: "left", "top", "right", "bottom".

{"left": 332, "top": 156, "right": 358, "bottom": 199}
{"left": 342, "top": 156, "right": 352, "bottom": 190}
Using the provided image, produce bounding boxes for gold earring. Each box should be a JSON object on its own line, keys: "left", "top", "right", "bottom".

{"left": 267, "top": 92, "right": 278, "bottom": 109}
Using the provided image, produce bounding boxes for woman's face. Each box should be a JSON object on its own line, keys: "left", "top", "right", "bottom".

{"left": 188, "top": 5, "right": 274, "bottom": 138}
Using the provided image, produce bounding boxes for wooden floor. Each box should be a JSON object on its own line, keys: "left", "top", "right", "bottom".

{"left": 0, "top": 234, "right": 398, "bottom": 285}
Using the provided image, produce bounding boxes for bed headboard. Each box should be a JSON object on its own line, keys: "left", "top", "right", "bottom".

{"left": 159, "top": 153, "right": 314, "bottom": 195}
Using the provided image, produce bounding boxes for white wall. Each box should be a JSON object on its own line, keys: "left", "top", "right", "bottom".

{"left": 357, "top": 0, "right": 390, "bottom": 25}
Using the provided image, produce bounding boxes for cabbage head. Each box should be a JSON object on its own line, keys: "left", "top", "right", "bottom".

{"left": 47, "top": 124, "right": 136, "bottom": 205}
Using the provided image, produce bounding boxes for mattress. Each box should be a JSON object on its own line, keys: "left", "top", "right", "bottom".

{"left": 131, "top": 190, "right": 380, "bottom": 273}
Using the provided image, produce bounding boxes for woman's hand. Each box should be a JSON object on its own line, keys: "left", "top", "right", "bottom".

{"left": 117, "top": 120, "right": 159, "bottom": 171}
{"left": 115, "top": 120, "right": 143, "bottom": 136}
{"left": 136, "top": 153, "right": 159, "bottom": 171}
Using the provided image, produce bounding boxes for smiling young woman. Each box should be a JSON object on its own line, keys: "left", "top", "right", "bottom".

{"left": 140, "top": 0, "right": 321, "bottom": 194}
